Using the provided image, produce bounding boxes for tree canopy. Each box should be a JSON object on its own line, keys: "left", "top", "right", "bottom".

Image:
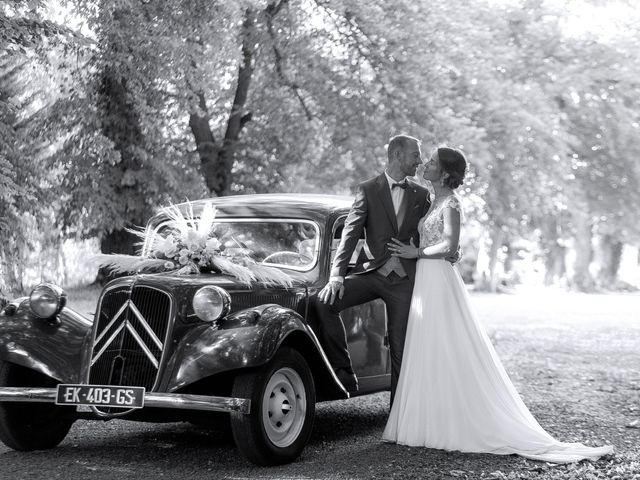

{"left": 1, "top": 0, "right": 639, "bottom": 293}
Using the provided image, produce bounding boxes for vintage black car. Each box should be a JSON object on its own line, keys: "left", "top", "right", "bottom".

{"left": 0, "top": 194, "right": 391, "bottom": 465}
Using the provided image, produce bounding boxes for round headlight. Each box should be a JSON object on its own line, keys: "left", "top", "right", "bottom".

{"left": 29, "top": 283, "right": 66, "bottom": 319}
{"left": 192, "top": 286, "right": 231, "bottom": 322}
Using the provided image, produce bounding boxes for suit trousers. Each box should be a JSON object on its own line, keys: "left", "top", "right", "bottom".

{"left": 313, "top": 270, "right": 414, "bottom": 405}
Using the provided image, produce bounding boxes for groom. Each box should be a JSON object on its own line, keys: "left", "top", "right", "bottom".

{"left": 316, "top": 134, "right": 430, "bottom": 405}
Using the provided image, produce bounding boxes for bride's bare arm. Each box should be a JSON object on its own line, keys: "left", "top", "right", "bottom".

{"left": 388, "top": 207, "right": 461, "bottom": 259}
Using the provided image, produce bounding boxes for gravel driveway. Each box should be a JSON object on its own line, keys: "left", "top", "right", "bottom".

{"left": 1, "top": 290, "right": 638, "bottom": 479}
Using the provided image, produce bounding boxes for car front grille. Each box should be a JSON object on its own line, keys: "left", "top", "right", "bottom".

{"left": 231, "top": 292, "right": 301, "bottom": 313}
{"left": 89, "top": 285, "right": 173, "bottom": 393}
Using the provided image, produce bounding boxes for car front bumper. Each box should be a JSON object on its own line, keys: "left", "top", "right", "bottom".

{"left": 0, "top": 387, "right": 251, "bottom": 414}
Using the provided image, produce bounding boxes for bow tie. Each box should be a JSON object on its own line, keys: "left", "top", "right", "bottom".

{"left": 392, "top": 181, "right": 408, "bottom": 189}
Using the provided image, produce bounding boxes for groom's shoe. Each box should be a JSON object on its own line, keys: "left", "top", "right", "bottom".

{"left": 335, "top": 368, "right": 358, "bottom": 392}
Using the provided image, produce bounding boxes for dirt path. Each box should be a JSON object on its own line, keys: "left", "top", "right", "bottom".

{"left": 1, "top": 290, "right": 638, "bottom": 479}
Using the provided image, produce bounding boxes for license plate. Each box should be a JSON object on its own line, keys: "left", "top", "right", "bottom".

{"left": 56, "top": 384, "right": 145, "bottom": 409}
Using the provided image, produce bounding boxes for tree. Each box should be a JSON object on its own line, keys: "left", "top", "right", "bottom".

{"left": 1, "top": 0, "right": 90, "bottom": 293}
{"left": 554, "top": 35, "right": 640, "bottom": 290}
{"left": 2, "top": 0, "right": 639, "bottom": 293}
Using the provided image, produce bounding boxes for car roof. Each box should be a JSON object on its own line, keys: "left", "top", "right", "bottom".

{"left": 152, "top": 194, "right": 354, "bottom": 223}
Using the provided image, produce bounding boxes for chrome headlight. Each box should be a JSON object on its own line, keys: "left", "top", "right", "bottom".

{"left": 29, "top": 283, "right": 67, "bottom": 319}
{"left": 192, "top": 286, "right": 231, "bottom": 322}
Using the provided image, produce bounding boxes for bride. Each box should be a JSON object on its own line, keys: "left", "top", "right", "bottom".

{"left": 382, "top": 146, "right": 613, "bottom": 463}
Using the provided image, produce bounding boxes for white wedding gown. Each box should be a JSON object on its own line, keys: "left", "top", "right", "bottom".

{"left": 382, "top": 195, "right": 613, "bottom": 463}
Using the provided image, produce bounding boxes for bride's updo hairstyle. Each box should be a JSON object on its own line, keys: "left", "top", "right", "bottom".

{"left": 436, "top": 147, "right": 467, "bottom": 189}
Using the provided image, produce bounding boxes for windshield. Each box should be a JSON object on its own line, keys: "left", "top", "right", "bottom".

{"left": 145, "top": 219, "right": 319, "bottom": 271}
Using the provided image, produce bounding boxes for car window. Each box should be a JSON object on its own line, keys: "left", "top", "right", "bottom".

{"left": 150, "top": 219, "right": 319, "bottom": 271}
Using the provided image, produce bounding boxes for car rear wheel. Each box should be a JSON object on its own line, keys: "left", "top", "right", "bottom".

{"left": 230, "top": 347, "right": 315, "bottom": 465}
{"left": 0, "top": 361, "right": 75, "bottom": 451}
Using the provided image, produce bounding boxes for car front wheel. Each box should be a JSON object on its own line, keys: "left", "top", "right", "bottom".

{"left": 0, "top": 361, "right": 75, "bottom": 451}
{"left": 230, "top": 347, "right": 315, "bottom": 465}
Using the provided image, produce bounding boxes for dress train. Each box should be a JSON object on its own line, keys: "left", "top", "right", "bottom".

{"left": 382, "top": 259, "right": 614, "bottom": 463}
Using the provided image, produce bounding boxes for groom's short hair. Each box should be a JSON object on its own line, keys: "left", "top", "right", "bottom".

{"left": 387, "top": 134, "right": 421, "bottom": 159}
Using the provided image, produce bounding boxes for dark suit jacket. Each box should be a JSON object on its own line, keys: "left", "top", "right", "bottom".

{"left": 331, "top": 173, "right": 431, "bottom": 281}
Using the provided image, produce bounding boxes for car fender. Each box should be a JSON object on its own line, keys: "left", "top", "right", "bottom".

{"left": 164, "top": 304, "right": 342, "bottom": 395}
{"left": 0, "top": 299, "right": 93, "bottom": 383}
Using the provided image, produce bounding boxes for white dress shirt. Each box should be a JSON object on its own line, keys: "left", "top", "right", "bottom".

{"left": 384, "top": 171, "right": 406, "bottom": 216}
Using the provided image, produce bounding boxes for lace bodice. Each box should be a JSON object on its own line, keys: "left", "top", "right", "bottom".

{"left": 418, "top": 195, "right": 463, "bottom": 248}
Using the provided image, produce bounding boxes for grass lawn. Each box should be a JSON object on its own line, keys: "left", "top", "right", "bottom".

{"left": 60, "top": 285, "right": 639, "bottom": 479}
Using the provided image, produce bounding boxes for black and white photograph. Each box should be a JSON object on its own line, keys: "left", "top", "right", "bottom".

{"left": 1, "top": 0, "right": 638, "bottom": 478}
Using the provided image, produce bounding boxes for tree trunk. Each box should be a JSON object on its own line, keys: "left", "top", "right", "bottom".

{"left": 14, "top": 244, "right": 24, "bottom": 295}
{"left": 100, "top": 229, "right": 137, "bottom": 256}
{"left": 189, "top": 92, "right": 220, "bottom": 195}
{"left": 95, "top": 229, "right": 138, "bottom": 285}
{"left": 541, "top": 219, "right": 567, "bottom": 286}
{"left": 474, "top": 225, "right": 504, "bottom": 293}
{"left": 0, "top": 249, "right": 19, "bottom": 296}
{"left": 502, "top": 240, "right": 513, "bottom": 274}
{"left": 1, "top": 241, "right": 25, "bottom": 295}
{"left": 596, "top": 234, "right": 623, "bottom": 289}
{"left": 57, "top": 242, "right": 67, "bottom": 287}
{"left": 488, "top": 227, "right": 505, "bottom": 293}
{"left": 99, "top": 68, "right": 144, "bottom": 155}
{"left": 571, "top": 212, "right": 595, "bottom": 292}
{"left": 543, "top": 242, "right": 566, "bottom": 286}
{"left": 95, "top": 58, "right": 147, "bottom": 285}
{"left": 96, "top": 65, "right": 145, "bottom": 258}
{"left": 192, "top": 8, "right": 257, "bottom": 196}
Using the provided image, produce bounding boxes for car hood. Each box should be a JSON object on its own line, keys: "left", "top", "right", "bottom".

{"left": 106, "top": 271, "right": 300, "bottom": 292}
{"left": 101, "top": 271, "right": 308, "bottom": 316}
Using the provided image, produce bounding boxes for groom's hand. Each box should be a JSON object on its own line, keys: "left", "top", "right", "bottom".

{"left": 318, "top": 280, "right": 344, "bottom": 305}
{"left": 388, "top": 238, "right": 420, "bottom": 259}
